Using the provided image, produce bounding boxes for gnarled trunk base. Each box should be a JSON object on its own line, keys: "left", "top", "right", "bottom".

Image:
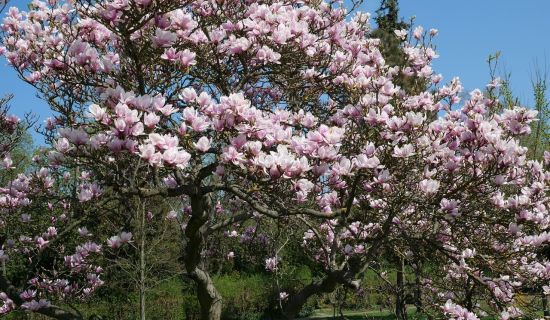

{"left": 193, "top": 268, "right": 222, "bottom": 320}
{"left": 284, "top": 273, "right": 339, "bottom": 319}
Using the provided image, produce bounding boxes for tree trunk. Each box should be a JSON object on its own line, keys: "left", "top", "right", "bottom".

{"left": 542, "top": 291, "right": 550, "bottom": 319}
{"left": 413, "top": 261, "right": 423, "bottom": 314}
{"left": 395, "top": 256, "right": 407, "bottom": 320}
{"left": 194, "top": 268, "right": 223, "bottom": 320}
{"left": 284, "top": 272, "right": 339, "bottom": 319}
{"left": 185, "top": 194, "right": 223, "bottom": 320}
{"left": 140, "top": 206, "right": 146, "bottom": 320}
{"left": 35, "top": 306, "right": 84, "bottom": 320}
{"left": 464, "top": 277, "right": 474, "bottom": 311}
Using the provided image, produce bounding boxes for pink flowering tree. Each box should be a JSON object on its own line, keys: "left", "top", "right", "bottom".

{"left": 0, "top": 99, "right": 119, "bottom": 319}
{"left": 0, "top": 26, "right": 131, "bottom": 319}
{"left": 1, "top": 0, "right": 549, "bottom": 319}
{"left": 2, "top": 0, "right": 375, "bottom": 317}
{"left": 0, "top": 95, "right": 23, "bottom": 172}
{"left": 277, "top": 77, "right": 549, "bottom": 318}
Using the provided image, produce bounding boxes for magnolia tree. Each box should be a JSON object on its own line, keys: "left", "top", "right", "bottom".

{"left": 1, "top": 0, "right": 549, "bottom": 320}
{"left": 0, "top": 95, "right": 21, "bottom": 167}
{"left": 1, "top": 97, "right": 111, "bottom": 320}
{"left": 1, "top": 99, "right": 145, "bottom": 320}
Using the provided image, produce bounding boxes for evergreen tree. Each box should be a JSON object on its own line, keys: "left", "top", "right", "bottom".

{"left": 371, "top": 0, "right": 410, "bottom": 67}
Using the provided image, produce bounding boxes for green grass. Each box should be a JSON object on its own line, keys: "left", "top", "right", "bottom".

{"left": 305, "top": 307, "right": 421, "bottom": 320}
{"left": 6, "top": 274, "right": 538, "bottom": 320}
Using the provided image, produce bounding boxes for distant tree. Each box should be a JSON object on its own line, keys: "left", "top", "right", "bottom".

{"left": 486, "top": 52, "right": 549, "bottom": 160}
{"left": 0, "top": 109, "right": 34, "bottom": 186}
{"left": 101, "top": 197, "right": 183, "bottom": 320}
{"left": 525, "top": 66, "right": 549, "bottom": 159}
{"left": 371, "top": 0, "right": 409, "bottom": 68}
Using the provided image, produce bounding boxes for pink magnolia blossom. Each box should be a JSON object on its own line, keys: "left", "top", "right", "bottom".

{"left": 419, "top": 179, "right": 440, "bottom": 194}
{"left": 265, "top": 257, "right": 278, "bottom": 272}
{"left": 194, "top": 137, "right": 211, "bottom": 153}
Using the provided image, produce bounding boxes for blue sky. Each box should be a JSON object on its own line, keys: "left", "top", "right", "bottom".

{"left": 384, "top": 0, "right": 550, "bottom": 103}
{"left": 1, "top": 0, "right": 549, "bottom": 144}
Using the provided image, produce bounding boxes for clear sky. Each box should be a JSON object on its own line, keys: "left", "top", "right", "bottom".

{"left": 1, "top": 0, "right": 549, "bottom": 144}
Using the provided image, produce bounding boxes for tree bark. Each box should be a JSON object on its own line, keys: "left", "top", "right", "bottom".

{"left": 464, "top": 277, "right": 474, "bottom": 311}
{"left": 284, "top": 271, "right": 341, "bottom": 319}
{"left": 413, "top": 261, "right": 423, "bottom": 314}
{"left": 542, "top": 291, "right": 550, "bottom": 319}
{"left": 395, "top": 256, "right": 407, "bottom": 320}
{"left": 35, "top": 306, "right": 85, "bottom": 320}
{"left": 140, "top": 205, "right": 146, "bottom": 320}
{"left": 184, "top": 194, "right": 223, "bottom": 320}
{"left": 193, "top": 268, "right": 223, "bottom": 320}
